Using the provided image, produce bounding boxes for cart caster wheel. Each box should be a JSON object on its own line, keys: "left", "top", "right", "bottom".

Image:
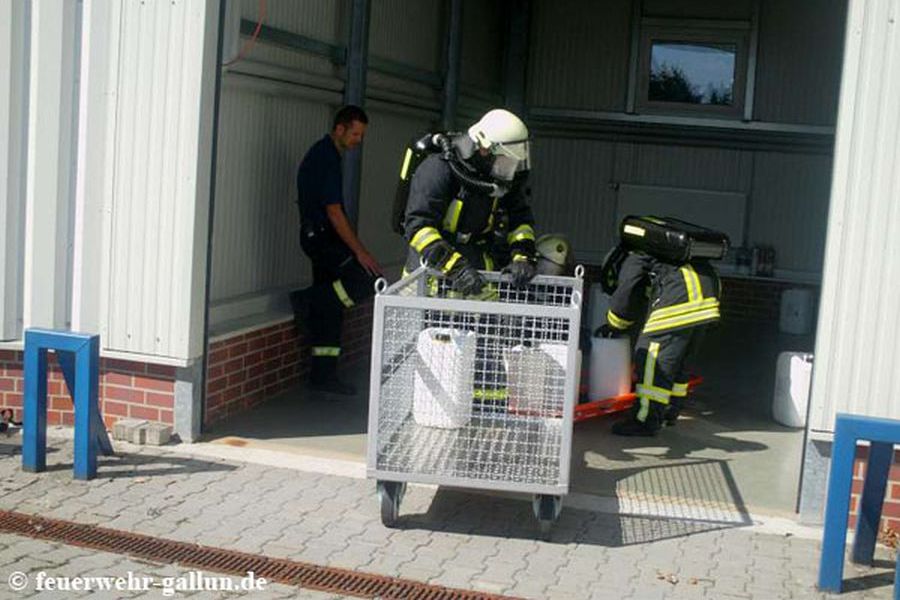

{"left": 533, "top": 494, "right": 562, "bottom": 534}
{"left": 377, "top": 481, "right": 405, "bottom": 527}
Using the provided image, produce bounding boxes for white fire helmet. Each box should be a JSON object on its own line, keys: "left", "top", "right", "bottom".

{"left": 467, "top": 109, "right": 531, "bottom": 181}
{"left": 536, "top": 234, "right": 574, "bottom": 276}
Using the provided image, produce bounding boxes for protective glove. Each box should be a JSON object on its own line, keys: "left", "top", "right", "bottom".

{"left": 503, "top": 257, "right": 537, "bottom": 289}
{"left": 448, "top": 262, "right": 487, "bottom": 297}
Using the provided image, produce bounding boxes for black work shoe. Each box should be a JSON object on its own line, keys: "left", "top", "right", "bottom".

{"left": 309, "top": 378, "right": 357, "bottom": 396}
{"left": 664, "top": 398, "right": 684, "bottom": 427}
{"left": 612, "top": 417, "right": 660, "bottom": 437}
{"left": 289, "top": 289, "right": 311, "bottom": 338}
{"left": 663, "top": 407, "right": 680, "bottom": 427}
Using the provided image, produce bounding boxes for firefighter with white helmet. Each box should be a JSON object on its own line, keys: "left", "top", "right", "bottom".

{"left": 401, "top": 108, "right": 539, "bottom": 409}
{"left": 402, "top": 108, "right": 538, "bottom": 294}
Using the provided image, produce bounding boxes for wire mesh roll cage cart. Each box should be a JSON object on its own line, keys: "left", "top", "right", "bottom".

{"left": 366, "top": 265, "right": 584, "bottom": 532}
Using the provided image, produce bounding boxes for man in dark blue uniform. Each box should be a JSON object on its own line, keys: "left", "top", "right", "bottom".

{"left": 290, "top": 105, "right": 382, "bottom": 395}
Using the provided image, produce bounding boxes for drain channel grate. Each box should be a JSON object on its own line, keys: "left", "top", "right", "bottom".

{"left": 0, "top": 510, "right": 515, "bottom": 600}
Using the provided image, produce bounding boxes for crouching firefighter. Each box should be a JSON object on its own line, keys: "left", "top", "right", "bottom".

{"left": 400, "top": 108, "right": 540, "bottom": 407}
{"left": 600, "top": 216, "right": 728, "bottom": 436}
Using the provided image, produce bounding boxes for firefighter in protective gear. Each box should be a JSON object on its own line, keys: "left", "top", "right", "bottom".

{"left": 404, "top": 108, "right": 538, "bottom": 290}
{"left": 604, "top": 249, "right": 721, "bottom": 436}
{"left": 404, "top": 109, "right": 539, "bottom": 407}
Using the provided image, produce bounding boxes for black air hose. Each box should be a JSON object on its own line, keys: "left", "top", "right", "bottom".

{"left": 430, "top": 134, "right": 502, "bottom": 195}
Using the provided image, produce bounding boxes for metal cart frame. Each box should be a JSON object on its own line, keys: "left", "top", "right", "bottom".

{"left": 366, "top": 266, "right": 584, "bottom": 531}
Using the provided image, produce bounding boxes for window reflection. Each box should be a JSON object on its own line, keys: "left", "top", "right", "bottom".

{"left": 649, "top": 42, "right": 736, "bottom": 106}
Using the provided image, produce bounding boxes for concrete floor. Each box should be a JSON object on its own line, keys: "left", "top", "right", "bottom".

{"left": 204, "top": 320, "right": 814, "bottom": 518}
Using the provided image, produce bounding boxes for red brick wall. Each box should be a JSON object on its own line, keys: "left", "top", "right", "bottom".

{"left": 849, "top": 447, "right": 900, "bottom": 534}
{"left": 0, "top": 350, "right": 175, "bottom": 428}
{"left": 203, "top": 300, "right": 374, "bottom": 426}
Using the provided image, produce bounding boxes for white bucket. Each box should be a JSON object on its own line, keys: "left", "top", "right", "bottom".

{"left": 589, "top": 336, "right": 632, "bottom": 401}
{"left": 779, "top": 289, "right": 814, "bottom": 335}
{"left": 772, "top": 351, "right": 813, "bottom": 428}
{"left": 413, "top": 328, "right": 477, "bottom": 429}
{"left": 588, "top": 285, "right": 611, "bottom": 334}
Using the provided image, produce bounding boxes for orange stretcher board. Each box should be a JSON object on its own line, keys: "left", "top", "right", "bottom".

{"left": 573, "top": 375, "right": 704, "bottom": 423}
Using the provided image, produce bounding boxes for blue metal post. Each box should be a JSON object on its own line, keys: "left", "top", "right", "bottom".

{"left": 22, "top": 345, "right": 48, "bottom": 472}
{"left": 72, "top": 336, "right": 100, "bottom": 479}
{"left": 22, "top": 329, "right": 111, "bottom": 479}
{"left": 818, "top": 416, "right": 857, "bottom": 593}
{"left": 58, "top": 350, "right": 112, "bottom": 456}
{"left": 853, "top": 441, "right": 893, "bottom": 565}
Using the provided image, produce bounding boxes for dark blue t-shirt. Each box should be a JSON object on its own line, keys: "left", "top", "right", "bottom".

{"left": 297, "top": 135, "right": 342, "bottom": 226}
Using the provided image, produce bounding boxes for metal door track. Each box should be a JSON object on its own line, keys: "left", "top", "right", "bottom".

{"left": 0, "top": 510, "right": 514, "bottom": 600}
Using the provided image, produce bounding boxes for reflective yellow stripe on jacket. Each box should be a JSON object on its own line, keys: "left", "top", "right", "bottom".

{"left": 507, "top": 224, "right": 535, "bottom": 244}
{"left": 607, "top": 310, "right": 634, "bottom": 330}
{"left": 442, "top": 200, "right": 463, "bottom": 233}
{"left": 410, "top": 226, "right": 443, "bottom": 253}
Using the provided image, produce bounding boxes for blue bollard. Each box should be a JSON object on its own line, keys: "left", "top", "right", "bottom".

{"left": 818, "top": 413, "right": 900, "bottom": 597}
{"left": 22, "top": 328, "right": 113, "bottom": 480}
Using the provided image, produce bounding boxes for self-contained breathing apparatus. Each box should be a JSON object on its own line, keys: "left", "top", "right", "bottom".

{"left": 391, "top": 132, "right": 508, "bottom": 236}
{"left": 600, "top": 215, "right": 730, "bottom": 294}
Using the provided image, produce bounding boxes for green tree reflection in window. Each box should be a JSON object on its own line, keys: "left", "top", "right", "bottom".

{"left": 649, "top": 42, "right": 736, "bottom": 106}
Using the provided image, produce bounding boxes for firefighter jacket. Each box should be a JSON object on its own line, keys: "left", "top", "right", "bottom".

{"left": 606, "top": 252, "right": 721, "bottom": 335}
{"left": 404, "top": 154, "right": 536, "bottom": 274}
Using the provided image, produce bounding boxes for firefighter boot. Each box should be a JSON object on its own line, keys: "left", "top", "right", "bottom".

{"left": 611, "top": 399, "right": 665, "bottom": 437}
{"left": 309, "top": 357, "right": 357, "bottom": 396}
{"left": 664, "top": 397, "right": 684, "bottom": 427}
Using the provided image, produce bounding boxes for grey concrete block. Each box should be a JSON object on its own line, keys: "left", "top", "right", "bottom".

{"left": 111, "top": 418, "right": 148, "bottom": 442}
{"left": 144, "top": 423, "right": 172, "bottom": 445}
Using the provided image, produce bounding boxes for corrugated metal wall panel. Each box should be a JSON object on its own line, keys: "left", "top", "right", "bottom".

{"left": 369, "top": 0, "right": 443, "bottom": 73}
{"left": 104, "top": 0, "right": 218, "bottom": 359}
{"left": 357, "top": 108, "right": 435, "bottom": 273}
{"left": 527, "top": 0, "right": 632, "bottom": 110}
{"left": 614, "top": 143, "right": 754, "bottom": 193}
{"left": 0, "top": 0, "right": 27, "bottom": 340}
{"left": 210, "top": 87, "right": 328, "bottom": 302}
{"left": 754, "top": 0, "right": 848, "bottom": 125}
{"left": 809, "top": 0, "right": 900, "bottom": 432}
{"left": 749, "top": 153, "right": 832, "bottom": 272}
{"left": 643, "top": 0, "right": 754, "bottom": 20}
{"left": 241, "top": 0, "right": 346, "bottom": 45}
{"left": 460, "top": 0, "right": 504, "bottom": 94}
{"left": 528, "top": 137, "right": 618, "bottom": 263}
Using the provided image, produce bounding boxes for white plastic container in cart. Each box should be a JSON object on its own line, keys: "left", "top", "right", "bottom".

{"left": 413, "top": 328, "right": 477, "bottom": 429}
{"left": 367, "top": 266, "right": 584, "bottom": 533}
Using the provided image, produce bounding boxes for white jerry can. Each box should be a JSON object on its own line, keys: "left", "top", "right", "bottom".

{"left": 589, "top": 335, "right": 632, "bottom": 401}
{"left": 413, "top": 328, "right": 477, "bottom": 429}
{"left": 504, "top": 342, "right": 569, "bottom": 416}
{"left": 772, "top": 351, "right": 813, "bottom": 428}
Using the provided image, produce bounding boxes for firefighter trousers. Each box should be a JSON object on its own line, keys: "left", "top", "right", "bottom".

{"left": 299, "top": 225, "right": 376, "bottom": 382}
{"left": 633, "top": 326, "right": 708, "bottom": 423}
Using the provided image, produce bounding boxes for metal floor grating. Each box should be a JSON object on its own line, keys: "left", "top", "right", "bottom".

{"left": 0, "top": 510, "right": 516, "bottom": 600}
